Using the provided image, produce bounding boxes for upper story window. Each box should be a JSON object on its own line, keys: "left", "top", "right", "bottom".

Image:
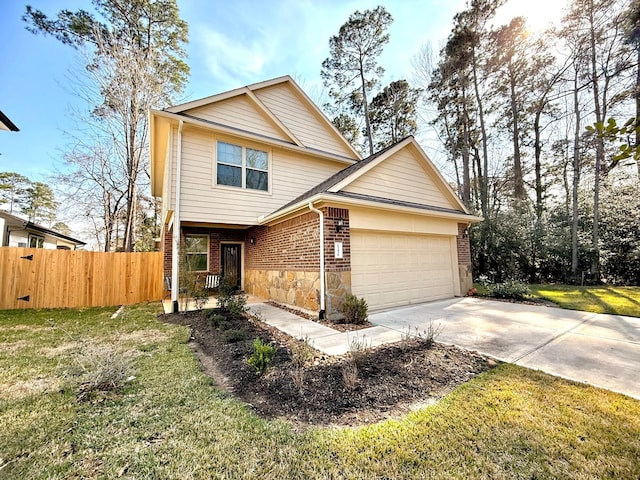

{"left": 216, "top": 141, "right": 269, "bottom": 192}
{"left": 29, "top": 234, "right": 44, "bottom": 249}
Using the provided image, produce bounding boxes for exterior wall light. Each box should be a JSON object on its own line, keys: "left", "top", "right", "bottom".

{"left": 336, "top": 218, "right": 344, "bottom": 232}
{"left": 249, "top": 237, "right": 255, "bottom": 245}
{"left": 462, "top": 227, "right": 469, "bottom": 238}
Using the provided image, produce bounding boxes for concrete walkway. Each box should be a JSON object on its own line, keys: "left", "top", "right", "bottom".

{"left": 249, "top": 298, "right": 640, "bottom": 400}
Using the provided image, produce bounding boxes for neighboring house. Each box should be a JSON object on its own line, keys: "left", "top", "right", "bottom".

{"left": 0, "top": 211, "right": 85, "bottom": 250}
{"left": 0, "top": 110, "right": 19, "bottom": 131}
{"left": 150, "top": 76, "right": 481, "bottom": 317}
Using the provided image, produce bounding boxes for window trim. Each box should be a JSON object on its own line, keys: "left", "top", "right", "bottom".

{"left": 183, "top": 234, "right": 209, "bottom": 272}
{"left": 28, "top": 234, "right": 45, "bottom": 249}
{"left": 214, "top": 139, "right": 271, "bottom": 194}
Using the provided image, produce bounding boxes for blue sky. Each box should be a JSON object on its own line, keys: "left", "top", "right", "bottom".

{"left": 0, "top": 0, "right": 563, "bottom": 183}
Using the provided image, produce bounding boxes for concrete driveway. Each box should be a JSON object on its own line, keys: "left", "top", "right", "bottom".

{"left": 369, "top": 297, "right": 640, "bottom": 400}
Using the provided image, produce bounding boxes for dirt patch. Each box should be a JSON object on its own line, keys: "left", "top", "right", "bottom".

{"left": 161, "top": 310, "right": 497, "bottom": 428}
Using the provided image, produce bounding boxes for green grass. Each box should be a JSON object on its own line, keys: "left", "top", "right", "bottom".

{"left": 529, "top": 284, "right": 640, "bottom": 317}
{"left": 1, "top": 304, "right": 639, "bottom": 478}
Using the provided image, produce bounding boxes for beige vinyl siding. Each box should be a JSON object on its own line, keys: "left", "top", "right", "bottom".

{"left": 255, "top": 84, "right": 355, "bottom": 158}
{"left": 341, "top": 148, "right": 455, "bottom": 210}
{"left": 175, "top": 128, "right": 344, "bottom": 225}
{"left": 351, "top": 231, "right": 457, "bottom": 310}
{"left": 348, "top": 206, "right": 459, "bottom": 236}
{"left": 185, "top": 95, "right": 289, "bottom": 141}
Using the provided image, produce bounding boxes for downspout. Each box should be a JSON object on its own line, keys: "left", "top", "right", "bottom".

{"left": 171, "top": 120, "right": 184, "bottom": 313}
{"left": 308, "top": 202, "right": 325, "bottom": 319}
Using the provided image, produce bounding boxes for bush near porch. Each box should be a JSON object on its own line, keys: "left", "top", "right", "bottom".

{"left": 1, "top": 303, "right": 639, "bottom": 478}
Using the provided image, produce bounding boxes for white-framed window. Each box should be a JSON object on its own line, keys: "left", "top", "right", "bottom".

{"left": 184, "top": 234, "right": 209, "bottom": 271}
{"left": 28, "top": 234, "right": 44, "bottom": 249}
{"left": 216, "top": 141, "right": 269, "bottom": 192}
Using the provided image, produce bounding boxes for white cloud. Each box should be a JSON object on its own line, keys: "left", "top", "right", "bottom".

{"left": 198, "top": 27, "right": 271, "bottom": 86}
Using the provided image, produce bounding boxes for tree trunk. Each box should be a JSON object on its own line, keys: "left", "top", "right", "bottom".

{"left": 636, "top": 48, "right": 640, "bottom": 177}
{"left": 359, "top": 67, "right": 374, "bottom": 155}
{"left": 461, "top": 89, "right": 471, "bottom": 205}
{"left": 534, "top": 106, "right": 544, "bottom": 219}
{"left": 588, "top": 0, "right": 603, "bottom": 277}
{"left": 471, "top": 48, "right": 489, "bottom": 219}
{"left": 571, "top": 73, "right": 581, "bottom": 278}
{"left": 509, "top": 63, "right": 525, "bottom": 201}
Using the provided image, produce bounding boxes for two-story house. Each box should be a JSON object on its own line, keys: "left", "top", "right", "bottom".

{"left": 150, "top": 76, "right": 480, "bottom": 317}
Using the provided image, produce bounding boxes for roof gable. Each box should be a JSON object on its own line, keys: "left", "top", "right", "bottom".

{"left": 336, "top": 139, "right": 464, "bottom": 212}
{"left": 177, "top": 90, "right": 297, "bottom": 144}
{"left": 253, "top": 81, "right": 359, "bottom": 159}
{"left": 264, "top": 137, "right": 470, "bottom": 221}
{"left": 166, "top": 76, "right": 360, "bottom": 159}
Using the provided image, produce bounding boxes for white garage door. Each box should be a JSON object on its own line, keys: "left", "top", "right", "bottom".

{"left": 351, "top": 231, "right": 455, "bottom": 310}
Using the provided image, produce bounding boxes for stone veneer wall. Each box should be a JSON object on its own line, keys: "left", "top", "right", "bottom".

{"left": 457, "top": 222, "right": 473, "bottom": 295}
{"left": 244, "top": 212, "right": 322, "bottom": 312}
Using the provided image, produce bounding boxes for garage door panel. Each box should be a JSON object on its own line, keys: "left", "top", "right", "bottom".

{"left": 351, "top": 231, "right": 454, "bottom": 310}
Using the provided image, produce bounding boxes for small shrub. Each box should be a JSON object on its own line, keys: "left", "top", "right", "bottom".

{"left": 341, "top": 360, "right": 358, "bottom": 391}
{"left": 348, "top": 335, "right": 370, "bottom": 368}
{"left": 223, "top": 329, "right": 249, "bottom": 343}
{"left": 291, "top": 367, "right": 305, "bottom": 391}
{"left": 206, "top": 311, "right": 228, "bottom": 328}
{"left": 247, "top": 338, "right": 277, "bottom": 375}
{"left": 290, "top": 336, "right": 315, "bottom": 368}
{"left": 487, "top": 279, "right": 530, "bottom": 301}
{"left": 341, "top": 294, "right": 369, "bottom": 324}
{"left": 217, "top": 276, "right": 248, "bottom": 318}
{"left": 289, "top": 337, "right": 314, "bottom": 391}
{"left": 61, "top": 341, "right": 134, "bottom": 399}
{"left": 419, "top": 321, "right": 443, "bottom": 349}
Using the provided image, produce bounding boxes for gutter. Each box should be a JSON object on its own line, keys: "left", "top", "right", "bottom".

{"left": 171, "top": 120, "right": 184, "bottom": 313}
{"left": 308, "top": 202, "right": 326, "bottom": 319}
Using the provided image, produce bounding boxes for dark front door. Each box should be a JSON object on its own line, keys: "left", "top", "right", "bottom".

{"left": 221, "top": 244, "right": 241, "bottom": 289}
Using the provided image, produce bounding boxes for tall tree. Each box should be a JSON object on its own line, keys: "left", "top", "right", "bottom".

{"left": 21, "top": 181, "right": 58, "bottom": 225}
{"left": 24, "top": 0, "right": 189, "bottom": 251}
{"left": 321, "top": 6, "right": 393, "bottom": 155}
{"left": 369, "top": 80, "right": 421, "bottom": 149}
{"left": 562, "top": 0, "right": 633, "bottom": 276}
{"left": 0, "top": 172, "right": 30, "bottom": 214}
{"left": 624, "top": 0, "right": 640, "bottom": 172}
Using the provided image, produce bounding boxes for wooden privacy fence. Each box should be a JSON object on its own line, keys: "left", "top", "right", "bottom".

{"left": 0, "top": 248, "right": 163, "bottom": 310}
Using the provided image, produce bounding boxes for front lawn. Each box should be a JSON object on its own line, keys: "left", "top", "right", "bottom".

{"left": 529, "top": 284, "right": 640, "bottom": 317}
{"left": 1, "top": 304, "right": 639, "bottom": 478}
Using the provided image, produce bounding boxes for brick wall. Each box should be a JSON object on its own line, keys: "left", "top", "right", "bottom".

{"left": 456, "top": 223, "right": 471, "bottom": 266}
{"left": 163, "top": 226, "right": 173, "bottom": 275}
{"left": 163, "top": 226, "right": 246, "bottom": 276}
{"left": 245, "top": 212, "right": 320, "bottom": 271}
{"left": 323, "top": 207, "right": 350, "bottom": 272}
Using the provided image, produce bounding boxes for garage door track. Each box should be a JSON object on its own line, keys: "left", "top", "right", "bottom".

{"left": 369, "top": 297, "right": 640, "bottom": 400}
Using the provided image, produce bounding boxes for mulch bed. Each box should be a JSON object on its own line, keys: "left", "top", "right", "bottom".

{"left": 266, "top": 300, "right": 373, "bottom": 332}
{"left": 160, "top": 309, "right": 498, "bottom": 428}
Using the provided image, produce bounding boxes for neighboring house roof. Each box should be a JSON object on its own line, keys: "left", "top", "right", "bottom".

{"left": 150, "top": 76, "right": 360, "bottom": 197}
{"left": 0, "top": 110, "right": 19, "bottom": 131}
{"left": 0, "top": 211, "right": 85, "bottom": 246}
{"left": 261, "top": 136, "right": 481, "bottom": 224}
